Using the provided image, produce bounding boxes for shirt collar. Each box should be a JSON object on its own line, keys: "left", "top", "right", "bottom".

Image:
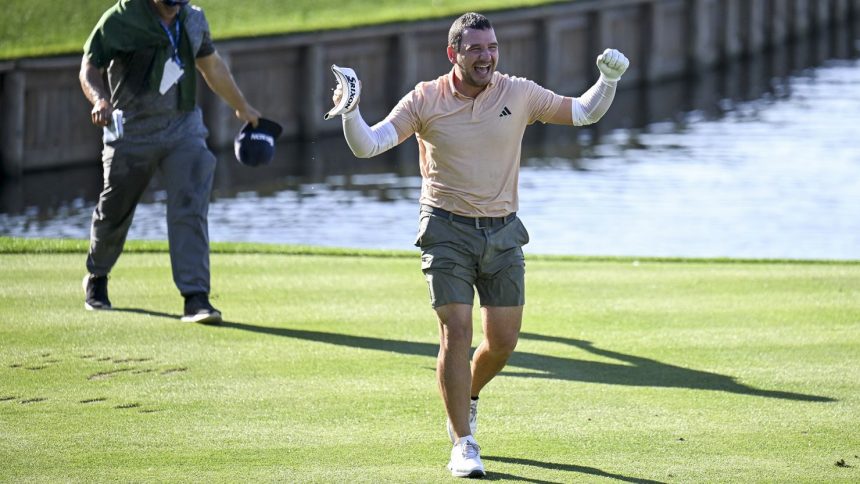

{"left": 447, "top": 67, "right": 497, "bottom": 99}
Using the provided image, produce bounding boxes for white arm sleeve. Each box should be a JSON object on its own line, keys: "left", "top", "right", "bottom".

{"left": 571, "top": 74, "right": 618, "bottom": 126}
{"left": 342, "top": 108, "right": 400, "bottom": 158}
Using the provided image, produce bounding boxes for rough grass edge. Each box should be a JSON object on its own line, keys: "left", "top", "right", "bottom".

{"left": 2, "top": 237, "right": 857, "bottom": 265}
{"left": 0, "top": 0, "right": 578, "bottom": 61}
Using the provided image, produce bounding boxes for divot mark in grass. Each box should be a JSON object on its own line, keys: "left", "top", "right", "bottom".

{"left": 21, "top": 398, "right": 46, "bottom": 404}
{"left": 79, "top": 354, "right": 96, "bottom": 359}
{"left": 132, "top": 368, "right": 156, "bottom": 374}
{"left": 139, "top": 409, "right": 161, "bottom": 414}
{"left": 88, "top": 368, "right": 132, "bottom": 380}
{"left": 160, "top": 367, "right": 188, "bottom": 375}
{"left": 113, "top": 357, "right": 153, "bottom": 364}
{"left": 9, "top": 363, "right": 22, "bottom": 368}
{"left": 40, "top": 352, "right": 51, "bottom": 357}
{"left": 25, "top": 365, "right": 48, "bottom": 371}
{"left": 96, "top": 357, "right": 112, "bottom": 362}
{"left": 1, "top": 396, "right": 18, "bottom": 402}
{"left": 836, "top": 459, "right": 852, "bottom": 468}
{"left": 114, "top": 403, "right": 141, "bottom": 410}
{"left": 80, "top": 397, "right": 107, "bottom": 404}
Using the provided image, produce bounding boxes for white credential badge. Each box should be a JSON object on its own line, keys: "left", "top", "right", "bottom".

{"left": 159, "top": 58, "right": 185, "bottom": 95}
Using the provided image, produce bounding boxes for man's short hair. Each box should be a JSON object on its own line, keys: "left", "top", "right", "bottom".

{"left": 448, "top": 12, "right": 493, "bottom": 52}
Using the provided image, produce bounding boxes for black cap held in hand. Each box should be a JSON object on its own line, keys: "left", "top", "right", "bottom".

{"left": 234, "top": 118, "right": 284, "bottom": 167}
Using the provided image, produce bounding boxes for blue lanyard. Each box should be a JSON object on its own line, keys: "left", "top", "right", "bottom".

{"left": 160, "top": 21, "right": 183, "bottom": 68}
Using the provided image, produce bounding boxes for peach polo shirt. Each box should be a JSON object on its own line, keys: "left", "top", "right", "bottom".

{"left": 386, "top": 68, "right": 564, "bottom": 217}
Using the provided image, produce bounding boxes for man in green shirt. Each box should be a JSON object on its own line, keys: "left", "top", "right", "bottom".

{"left": 80, "top": 0, "right": 261, "bottom": 324}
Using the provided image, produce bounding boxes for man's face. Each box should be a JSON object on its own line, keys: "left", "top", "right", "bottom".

{"left": 155, "top": 0, "right": 186, "bottom": 17}
{"left": 450, "top": 28, "right": 499, "bottom": 91}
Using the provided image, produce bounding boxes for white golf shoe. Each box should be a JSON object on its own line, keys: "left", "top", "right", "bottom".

{"left": 447, "top": 398, "right": 479, "bottom": 443}
{"left": 447, "top": 436, "right": 485, "bottom": 478}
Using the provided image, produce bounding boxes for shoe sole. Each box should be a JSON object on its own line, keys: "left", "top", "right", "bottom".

{"left": 82, "top": 275, "right": 111, "bottom": 311}
{"left": 181, "top": 312, "right": 223, "bottom": 325}
{"left": 84, "top": 302, "right": 112, "bottom": 311}
{"left": 448, "top": 465, "right": 485, "bottom": 478}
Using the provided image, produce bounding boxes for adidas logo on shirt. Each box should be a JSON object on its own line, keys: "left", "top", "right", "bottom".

{"left": 499, "top": 106, "right": 512, "bottom": 117}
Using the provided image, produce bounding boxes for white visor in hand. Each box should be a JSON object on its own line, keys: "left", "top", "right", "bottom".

{"left": 324, "top": 64, "right": 361, "bottom": 120}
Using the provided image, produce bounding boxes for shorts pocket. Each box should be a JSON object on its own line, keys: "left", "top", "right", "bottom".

{"left": 414, "top": 214, "right": 432, "bottom": 247}
{"left": 516, "top": 218, "right": 530, "bottom": 246}
{"left": 415, "top": 213, "right": 451, "bottom": 248}
{"left": 492, "top": 217, "right": 530, "bottom": 252}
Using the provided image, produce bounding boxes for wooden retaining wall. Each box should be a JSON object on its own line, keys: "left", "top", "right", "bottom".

{"left": 1, "top": 0, "right": 858, "bottom": 176}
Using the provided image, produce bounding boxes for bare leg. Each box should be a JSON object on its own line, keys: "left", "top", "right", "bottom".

{"left": 435, "top": 303, "right": 474, "bottom": 440}
{"left": 470, "top": 305, "right": 523, "bottom": 397}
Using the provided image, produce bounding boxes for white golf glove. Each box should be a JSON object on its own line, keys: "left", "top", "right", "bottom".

{"left": 596, "top": 48, "right": 629, "bottom": 82}
{"left": 325, "top": 64, "right": 362, "bottom": 120}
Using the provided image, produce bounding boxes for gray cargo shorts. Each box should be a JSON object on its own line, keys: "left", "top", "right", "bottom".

{"left": 414, "top": 205, "right": 530, "bottom": 308}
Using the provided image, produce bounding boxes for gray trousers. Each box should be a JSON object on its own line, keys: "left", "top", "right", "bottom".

{"left": 86, "top": 135, "right": 216, "bottom": 296}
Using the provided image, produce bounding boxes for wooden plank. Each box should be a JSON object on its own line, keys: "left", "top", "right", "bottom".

{"left": 647, "top": 0, "right": 688, "bottom": 80}
{"left": 544, "top": 14, "right": 592, "bottom": 94}
{"left": 1, "top": 71, "right": 26, "bottom": 176}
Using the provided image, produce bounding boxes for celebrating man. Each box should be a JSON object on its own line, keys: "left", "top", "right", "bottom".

{"left": 332, "top": 12, "right": 628, "bottom": 477}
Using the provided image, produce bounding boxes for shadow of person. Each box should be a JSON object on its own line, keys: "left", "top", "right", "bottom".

{"left": 217, "top": 322, "right": 834, "bottom": 402}
{"left": 507, "top": 332, "right": 834, "bottom": 402}
{"left": 110, "top": 307, "right": 180, "bottom": 320}
{"left": 479, "top": 469, "right": 563, "bottom": 483}
{"left": 483, "top": 455, "right": 666, "bottom": 484}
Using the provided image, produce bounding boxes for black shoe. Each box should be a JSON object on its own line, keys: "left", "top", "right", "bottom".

{"left": 83, "top": 274, "right": 112, "bottom": 310}
{"left": 181, "top": 293, "right": 222, "bottom": 325}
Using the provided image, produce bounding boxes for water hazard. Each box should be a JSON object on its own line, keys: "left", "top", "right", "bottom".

{"left": 2, "top": 32, "right": 859, "bottom": 259}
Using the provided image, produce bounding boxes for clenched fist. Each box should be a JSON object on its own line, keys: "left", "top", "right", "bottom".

{"left": 596, "top": 48, "right": 630, "bottom": 81}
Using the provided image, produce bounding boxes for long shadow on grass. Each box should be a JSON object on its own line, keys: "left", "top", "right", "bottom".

{"left": 483, "top": 456, "right": 666, "bottom": 484}
{"left": 480, "top": 471, "right": 562, "bottom": 483}
{"left": 219, "top": 322, "right": 833, "bottom": 402}
{"left": 112, "top": 308, "right": 179, "bottom": 319}
{"left": 511, "top": 332, "right": 834, "bottom": 402}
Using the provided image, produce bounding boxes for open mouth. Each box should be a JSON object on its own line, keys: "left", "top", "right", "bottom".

{"left": 475, "top": 64, "right": 492, "bottom": 76}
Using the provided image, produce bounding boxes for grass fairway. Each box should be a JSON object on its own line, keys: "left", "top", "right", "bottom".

{"left": 1, "top": 238, "right": 859, "bottom": 482}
